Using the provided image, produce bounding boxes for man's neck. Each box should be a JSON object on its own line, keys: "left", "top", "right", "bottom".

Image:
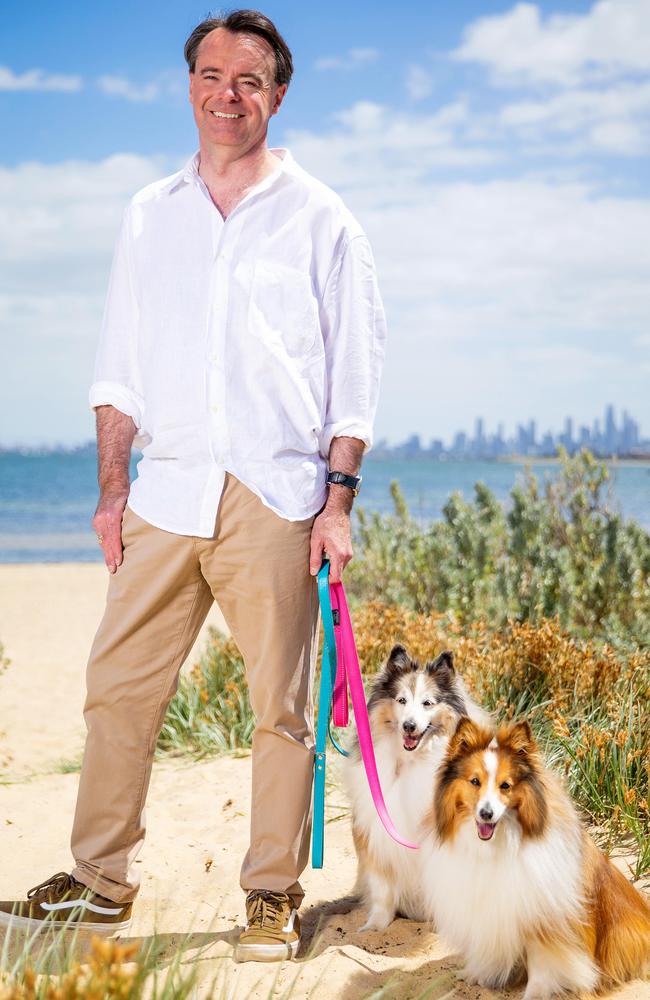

{"left": 198, "top": 139, "right": 281, "bottom": 206}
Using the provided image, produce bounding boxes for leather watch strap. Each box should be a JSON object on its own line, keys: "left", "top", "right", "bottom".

{"left": 326, "top": 470, "right": 362, "bottom": 496}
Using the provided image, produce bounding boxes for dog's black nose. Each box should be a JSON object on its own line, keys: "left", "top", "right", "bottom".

{"left": 402, "top": 720, "right": 416, "bottom": 735}
{"left": 479, "top": 806, "right": 494, "bottom": 821}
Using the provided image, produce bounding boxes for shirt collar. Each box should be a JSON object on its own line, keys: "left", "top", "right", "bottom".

{"left": 170, "top": 147, "right": 293, "bottom": 198}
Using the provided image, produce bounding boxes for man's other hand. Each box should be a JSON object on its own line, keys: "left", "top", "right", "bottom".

{"left": 309, "top": 508, "right": 353, "bottom": 583}
{"left": 93, "top": 491, "right": 129, "bottom": 574}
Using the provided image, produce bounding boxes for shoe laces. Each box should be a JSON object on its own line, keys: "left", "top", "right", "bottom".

{"left": 246, "top": 890, "right": 291, "bottom": 929}
{"left": 27, "top": 871, "right": 79, "bottom": 902}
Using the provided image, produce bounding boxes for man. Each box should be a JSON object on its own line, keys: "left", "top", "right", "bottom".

{"left": 0, "top": 10, "right": 386, "bottom": 963}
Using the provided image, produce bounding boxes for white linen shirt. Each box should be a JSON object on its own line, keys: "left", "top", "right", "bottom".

{"left": 89, "top": 147, "right": 387, "bottom": 535}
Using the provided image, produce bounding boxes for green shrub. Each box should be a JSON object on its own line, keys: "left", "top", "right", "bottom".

{"left": 348, "top": 448, "right": 650, "bottom": 646}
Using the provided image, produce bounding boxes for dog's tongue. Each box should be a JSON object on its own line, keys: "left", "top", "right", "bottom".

{"left": 403, "top": 735, "right": 419, "bottom": 750}
{"left": 477, "top": 822, "right": 495, "bottom": 840}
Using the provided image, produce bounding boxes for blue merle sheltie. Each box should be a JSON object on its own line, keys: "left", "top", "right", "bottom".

{"left": 341, "top": 644, "right": 490, "bottom": 932}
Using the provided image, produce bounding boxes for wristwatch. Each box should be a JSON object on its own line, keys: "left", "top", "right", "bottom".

{"left": 326, "top": 470, "right": 362, "bottom": 496}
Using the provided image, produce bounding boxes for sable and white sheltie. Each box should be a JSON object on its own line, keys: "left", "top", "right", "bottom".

{"left": 341, "top": 644, "right": 490, "bottom": 931}
{"left": 421, "top": 717, "right": 650, "bottom": 998}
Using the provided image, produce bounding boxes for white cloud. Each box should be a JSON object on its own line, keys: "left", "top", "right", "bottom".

{"left": 452, "top": 0, "right": 650, "bottom": 87}
{"left": 97, "top": 75, "right": 160, "bottom": 103}
{"left": 96, "top": 69, "right": 185, "bottom": 103}
{"left": 406, "top": 64, "right": 434, "bottom": 101}
{"left": 500, "top": 81, "right": 650, "bottom": 130}
{"left": 314, "top": 48, "right": 379, "bottom": 72}
{"left": 0, "top": 65, "right": 82, "bottom": 93}
{"left": 294, "top": 98, "right": 493, "bottom": 193}
{"left": 498, "top": 79, "right": 650, "bottom": 156}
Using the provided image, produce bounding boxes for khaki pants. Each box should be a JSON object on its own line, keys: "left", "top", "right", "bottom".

{"left": 70, "top": 473, "right": 319, "bottom": 909}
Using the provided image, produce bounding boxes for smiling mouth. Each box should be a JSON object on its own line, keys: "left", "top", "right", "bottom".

{"left": 402, "top": 733, "right": 424, "bottom": 751}
{"left": 476, "top": 821, "right": 496, "bottom": 841}
{"left": 211, "top": 110, "right": 244, "bottom": 119}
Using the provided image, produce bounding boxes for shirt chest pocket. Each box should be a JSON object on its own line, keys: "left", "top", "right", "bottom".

{"left": 248, "top": 259, "right": 321, "bottom": 361}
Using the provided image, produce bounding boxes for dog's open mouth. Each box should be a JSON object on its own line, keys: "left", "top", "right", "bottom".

{"left": 402, "top": 732, "right": 424, "bottom": 751}
{"left": 476, "top": 821, "right": 496, "bottom": 841}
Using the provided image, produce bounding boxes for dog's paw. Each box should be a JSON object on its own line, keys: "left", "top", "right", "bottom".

{"left": 460, "top": 967, "right": 503, "bottom": 990}
{"left": 359, "top": 911, "right": 394, "bottom": 932}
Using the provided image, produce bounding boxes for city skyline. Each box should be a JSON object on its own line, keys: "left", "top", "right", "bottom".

{"left": 372, "top": 403, "right": 650, "bottom": 460}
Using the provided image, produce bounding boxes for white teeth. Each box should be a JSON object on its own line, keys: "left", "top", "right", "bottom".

{"left": 212, "top": 111, "right": 242, "bottom": 118}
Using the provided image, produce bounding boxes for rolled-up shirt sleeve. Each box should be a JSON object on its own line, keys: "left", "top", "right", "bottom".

{"left": 89, "top": 204, "right": 146, "bottom": 436}
{"left": 318, "top": 234, "right": 387, "bottom": 459}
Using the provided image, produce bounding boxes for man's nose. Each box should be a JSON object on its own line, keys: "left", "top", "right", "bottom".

{"left": 218, "top": 81, "right": 239, "bottom": 101}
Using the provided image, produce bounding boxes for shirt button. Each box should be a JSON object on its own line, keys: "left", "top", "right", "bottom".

{"left": 211, "top": 403, "right": 220, "bottom": 413}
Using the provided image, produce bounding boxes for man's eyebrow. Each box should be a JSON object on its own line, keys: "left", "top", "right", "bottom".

{"left": 199, "top": 66, "right": 265, "bottom": 82}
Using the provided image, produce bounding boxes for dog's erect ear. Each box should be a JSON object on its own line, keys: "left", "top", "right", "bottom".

{"left": 385, "top": 644, "right": 412, "bottom": 675}
{"left": 498, "top": 720, "right": 537, "bottom": 757}
{"left": 425, "top": 650, "right": 455, "bottom": 686}
{"left": 448, "top": 716, "right": 491, "bottom": 757}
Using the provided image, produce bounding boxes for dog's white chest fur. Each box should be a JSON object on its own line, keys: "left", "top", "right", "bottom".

{"left": 342, "top": 735, "right": 449, "bottom": 929}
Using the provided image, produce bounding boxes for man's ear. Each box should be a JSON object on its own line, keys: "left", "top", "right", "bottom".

{"left": 271, "top": 82, "right": 288, "bottom": 116}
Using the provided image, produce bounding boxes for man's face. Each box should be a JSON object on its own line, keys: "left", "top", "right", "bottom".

{"left": 189, "top": 28, "right": 287, "bottom": 153}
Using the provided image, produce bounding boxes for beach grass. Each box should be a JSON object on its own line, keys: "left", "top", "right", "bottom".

{"left": 0, "top": 914, "right": 452, "bottom": 999}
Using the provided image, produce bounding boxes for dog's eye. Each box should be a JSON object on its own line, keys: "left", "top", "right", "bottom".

{"left": 422, "top": 699, "right": 436, "bottom": 707}
{"left": 397, "top": 696, "right": 407, "bottom": 705}
{"left": 500, "top": 781, "right": 511, "bottom": 791}
{"left": 470, "top": 777, "right": 481, "bottom": 787}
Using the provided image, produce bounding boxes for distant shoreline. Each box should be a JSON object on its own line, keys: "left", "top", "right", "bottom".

{"left": 496, "top": 455, "right": 650, "bottom": 467}
{"left": 368, "top": 454, "right": 650, "bottom": 467}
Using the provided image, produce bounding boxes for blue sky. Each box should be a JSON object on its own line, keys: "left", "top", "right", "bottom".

{"left": 1, "top": 0, "right": 649, "bottom": 447}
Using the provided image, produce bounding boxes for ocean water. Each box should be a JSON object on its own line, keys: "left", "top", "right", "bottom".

{"left": 0, "top": 451, "right": 648, "bottom": 563}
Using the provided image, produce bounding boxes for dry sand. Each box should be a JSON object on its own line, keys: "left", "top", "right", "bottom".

{"left": 0, "top": 564, "right": 648, "bottom": 999}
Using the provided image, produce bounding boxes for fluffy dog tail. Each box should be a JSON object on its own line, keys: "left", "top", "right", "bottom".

{"left": 584, "top": 837, "right": 650, "bottom": 984}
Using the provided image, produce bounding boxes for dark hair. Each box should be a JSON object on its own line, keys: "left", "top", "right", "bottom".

{"left": 184, "top": 9, "right": 293, "bottom": 87}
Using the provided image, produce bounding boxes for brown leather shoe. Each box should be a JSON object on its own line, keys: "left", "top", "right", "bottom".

{"left": 0, "top": 871, "right": 133, "bottom": 936}
{"left": 234, "top": 889, "right": 300, "bottom": 962}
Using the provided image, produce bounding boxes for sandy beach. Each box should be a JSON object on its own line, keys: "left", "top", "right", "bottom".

{"left": 0, "top": 563, "right": 648, "bottom": 999}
